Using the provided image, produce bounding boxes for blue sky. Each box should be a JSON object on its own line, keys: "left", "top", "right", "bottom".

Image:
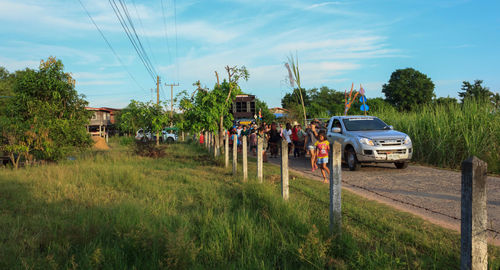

{"left": 0, "top": 0, "right": 499, "bottom": 108}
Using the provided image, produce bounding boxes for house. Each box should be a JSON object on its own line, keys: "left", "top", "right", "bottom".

{"left": 86, "top": 107, "right": 121, "bottom": 137}
{"left": 231, "top": 94, "right": 256, "bottom": 120}
{"left": 269, "top": 107, "right": 289, "bottom": 118}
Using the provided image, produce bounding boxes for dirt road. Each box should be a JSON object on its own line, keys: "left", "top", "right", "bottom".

{"left": 267, "top": 154, "right": 500, "bottom": 245}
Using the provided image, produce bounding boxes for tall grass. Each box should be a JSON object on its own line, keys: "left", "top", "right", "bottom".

{"left": 0, "top": 143, "right": 499, "bottom": 269}
{"left": 373, "top": 99, "right": 500, "bottom": 173}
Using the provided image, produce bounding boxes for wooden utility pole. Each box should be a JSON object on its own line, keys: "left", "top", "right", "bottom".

{"left": 156, "top": 75, "right": 160, "bottom": 146}
{"left": 165, "top": 83, "right": 179, "bottom": 125}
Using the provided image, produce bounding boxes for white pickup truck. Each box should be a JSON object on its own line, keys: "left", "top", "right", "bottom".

{"left": 326, "top": 115, "right": 413, "bottom": 171}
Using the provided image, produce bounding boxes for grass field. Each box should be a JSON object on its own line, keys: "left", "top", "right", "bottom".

{"left": 0, "top": 141, "right": 499, "bottom": 269}
{"left": 373, "top": 99, "right": 500, "bottom": 174}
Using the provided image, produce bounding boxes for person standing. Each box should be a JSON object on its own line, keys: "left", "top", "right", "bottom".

{"left": 292, "top": 125, "right": 299, "bottom": 157}
{"left": 304, "top": 121, "right": 319, "bottom": 171}
{"left": 249, "top": 129, "right": 257, "bottom": 155}
{"left": 268, "top": 122, "right": 281, "bottom": 158}
{"left": 283, "top": 123, "right": 293, "bottom": 155}
{"left": 314, "top": 130, "right": 330, "bottom": 183}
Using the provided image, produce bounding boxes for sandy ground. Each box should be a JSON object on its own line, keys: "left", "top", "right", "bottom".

{"left": 267, "top": 154, "right": 500, "bottom": 246}
{"left": 92, "top": 136, "right": 110, "bottom": 150}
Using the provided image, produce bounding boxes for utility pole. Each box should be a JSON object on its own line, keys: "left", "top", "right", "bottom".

{"left": 165, "top": 82, "right": 179, "bottom": 126}
{"left": 156, "top": 75, "right": 160, "bottom": 146}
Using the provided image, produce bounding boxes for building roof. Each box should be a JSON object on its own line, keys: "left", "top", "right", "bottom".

{"left": 85, "top": 107, "right": 121, "bottom": 112}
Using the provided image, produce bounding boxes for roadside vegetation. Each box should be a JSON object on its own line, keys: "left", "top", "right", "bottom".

{"left": 1, "top": 141, "right": 498, "bottom": 269}
{"left": 374, "top": 99, "right": 500, "bottom": 174}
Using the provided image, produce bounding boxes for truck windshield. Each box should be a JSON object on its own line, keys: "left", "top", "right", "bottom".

{"left": 342, "top": 118, "right": 389, "bottom": 131}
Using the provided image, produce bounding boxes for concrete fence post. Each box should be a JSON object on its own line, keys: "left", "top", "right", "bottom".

{"left": 225, "top": 132, "right": 229, "bottom": 168}
{"left": 461, "top": 156, "right": 488, "bottom": 270}
{"left": 232, "top": 134, "right": 238, "bottom": 176}
{"left": 281, "top": 139, "right": 289, "bottom": 200}
{"left": 329, "top": 141, "right": 342, "bottom": 235}
{"left": 242, "top": 136, "right": 248, "bottom": 182}
{"left": 257, "top": 136, "right": 263, "bottom": 183}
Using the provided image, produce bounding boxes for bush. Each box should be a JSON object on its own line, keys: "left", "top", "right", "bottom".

{"left": 132, "top": 140, "right": 166, "bottom": 158}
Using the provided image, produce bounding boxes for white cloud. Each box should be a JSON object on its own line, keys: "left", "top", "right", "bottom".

{"left": 305, "top": 2, "right": 342, "bottom": 10}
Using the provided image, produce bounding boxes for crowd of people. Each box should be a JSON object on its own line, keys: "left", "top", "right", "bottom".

{"left": 200, "top": 119, "right": 331, "bottom": 183}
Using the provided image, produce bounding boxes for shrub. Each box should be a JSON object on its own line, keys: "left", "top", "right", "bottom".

{"left": 132, "top": 140, "right": 166, "bottom": 158}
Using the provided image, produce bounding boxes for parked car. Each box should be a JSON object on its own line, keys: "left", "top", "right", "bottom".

{"left": 162, "top": 127, "right": 179, "bottom": 143}
{"left": 326, "top": 116, "right": 413, "bottom": 170}
{"left": 135, "top": 129, "right": 153, "bottom": 141}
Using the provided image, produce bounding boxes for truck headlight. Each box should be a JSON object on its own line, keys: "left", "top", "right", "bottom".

{"left": 404, "top": 136, "right": 411, "bottom": 145}
{"left": 359, "top": 138, "right": 374, "bottom": 146}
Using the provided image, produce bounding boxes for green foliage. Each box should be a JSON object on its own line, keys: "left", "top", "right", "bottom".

{"left": 115, "top": 100, "right": 170, "bottom": 136}
{"left": 382, "top": 68, "right": 435, "bottom": 111}
{"left": 458, "top": 80, "right": 496, "bottom": 105}
{"left": 434, "top": 96, "right": 458, "bottom": 106}
{"left": 180, "top": 80, "right": 238, "bottom": 133}
{"left": 373, "top": 99, "right": 500, "bottom": 173}
{"left": 179, "top": 65, "right": 249, "bottom": 133}
{"left": 0, "top": 57, "right": 91, "bottom": 163}
{"left": 1, "top": 143, "right": 498, "bottom": 268}
{"left": 0, "top": 67, "right": 15, "bottom": 111}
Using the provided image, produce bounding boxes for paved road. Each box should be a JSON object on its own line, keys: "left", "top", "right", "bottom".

{"left": 267, "top": 154, "right": 500, "bottom": 245}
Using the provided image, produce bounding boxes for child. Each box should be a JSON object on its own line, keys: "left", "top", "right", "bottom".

{"left": 314, "top": 130, "right": 330, "bottom": 183}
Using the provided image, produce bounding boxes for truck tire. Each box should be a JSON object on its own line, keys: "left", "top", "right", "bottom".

{"left": 346, "top": 148, "right": 361, "bottom": 171}
{"left": 394, "top": 162, "right": 408, "bottom": 169}
{"left": 166, "top": 137, "right": 174, "bottom": 144}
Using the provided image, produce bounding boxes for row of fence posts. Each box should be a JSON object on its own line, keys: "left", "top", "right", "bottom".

{"left": 201, "top": 131, "right": 343, "bottom": 235}
{"left": 199, "top": 131, "right": 489, "bottom": 269}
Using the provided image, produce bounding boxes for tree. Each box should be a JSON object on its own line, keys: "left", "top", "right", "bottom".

{"left": 382, "top": 68, "right": 435, "bottom": 111}
{"left": 0, "top": 67, "right": 15, "bottom": 113}
{"left": 0, "top": 57, "right": 92, "bottom": 164}
{"left": 116, "top": 100, "right": 170, "bottom": 143}
{"left": 458, "top": 80, "right": 494, "bottom": 103}
{"left": 281, "top": 88, "right": 310, "bottom": 109}
{"left": 434, "top": 96, "right": 458, "bottom": 106}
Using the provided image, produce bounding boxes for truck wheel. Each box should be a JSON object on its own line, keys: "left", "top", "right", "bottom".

{"left": 394, "top": 162, "right": 408, "bottom": 169}
{"left": 346, "top": 148, "right": 361, "bottom": 171}
{"left": 166, "top": 137, "right": 174, "bottom": 144}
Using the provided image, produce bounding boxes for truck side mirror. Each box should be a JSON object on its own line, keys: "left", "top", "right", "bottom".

{"left": 332, "top": 127, "right": 341, "bottom": 133}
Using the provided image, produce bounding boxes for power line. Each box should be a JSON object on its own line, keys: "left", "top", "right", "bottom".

{"left": 160, "top": 0, "right": 172, "bottom": 69}
{"left": 117, "top": 0, "right": 158, "bottom": 76}
{"left": 76, "top": 0, "right": 146, "bottom": 92}
{"left": 173, "top": 0, "right": 180, "bottom": 82}
{"left": 131, "top": 0, "right": 160, "bottom": 70}
{"left": 109, "top": 0, "right": 157, "bottom": 82}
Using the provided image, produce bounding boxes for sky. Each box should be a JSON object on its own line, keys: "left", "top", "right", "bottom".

{"left": 0, "top": 0, "right": 499, "bottom": 108}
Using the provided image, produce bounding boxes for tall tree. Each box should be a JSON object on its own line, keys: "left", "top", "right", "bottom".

{"left": 458, "top": 80, "right": 494, "bottom": 103}
{"left": 0, "top": 57, "right": 92, "bottom": 164}
{"left": 382, "top": 68, "right": 435, "bottom": 111}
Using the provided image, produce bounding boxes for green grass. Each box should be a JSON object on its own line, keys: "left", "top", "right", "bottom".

{"left": 0, "top": 142, "right": 499, "bottom": 269}
{"left": 373, "top": 99, "right": 500, "bottom": 174}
